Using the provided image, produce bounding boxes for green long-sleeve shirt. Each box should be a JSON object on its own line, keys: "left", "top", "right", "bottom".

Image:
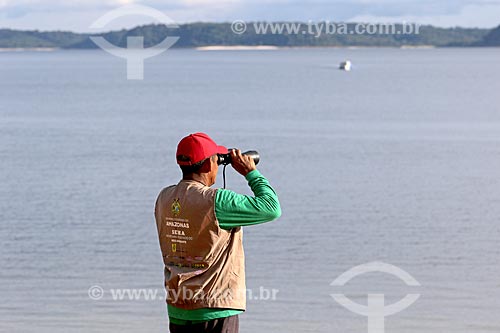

{"left": 168, "top": 169, "right": 281, "bottom": 325}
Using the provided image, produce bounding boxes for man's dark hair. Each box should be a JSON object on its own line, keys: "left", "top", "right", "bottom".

{"left": 180, "top": 158, "right": 206, "bottom": 175}
{"left": 180, "top": 154, "right": 219, "bottom": 175}
{"left": 178, "top": 155, "right": 218, "bottom": 175}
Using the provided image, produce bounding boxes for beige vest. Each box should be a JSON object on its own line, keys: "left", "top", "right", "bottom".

{"left": 155, "top": 180, "right": 246, "bottom": 310}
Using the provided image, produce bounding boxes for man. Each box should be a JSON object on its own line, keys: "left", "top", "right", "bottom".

{"left": 155, "top": 132, "right": 281, "bottom": 333}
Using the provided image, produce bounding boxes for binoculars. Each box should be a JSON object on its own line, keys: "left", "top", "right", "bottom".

{"left": 217, "top": 150, "right": 260, "bottom": 166}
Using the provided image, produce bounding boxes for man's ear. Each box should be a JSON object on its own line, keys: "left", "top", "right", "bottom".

{"left": 199, "top": 158, "right": 212, "bottom": 173}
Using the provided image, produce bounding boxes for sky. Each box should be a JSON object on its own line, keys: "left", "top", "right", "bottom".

{"left": 0, "top": 0, "right": 500, "bottom": 32}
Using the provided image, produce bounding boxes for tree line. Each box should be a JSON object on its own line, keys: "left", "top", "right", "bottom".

{"left": 0, "top": 22, "right": 499, "bottom": 48}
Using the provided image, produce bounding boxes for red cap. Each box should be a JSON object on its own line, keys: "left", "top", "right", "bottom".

{"left": 176, "top": 133, "right": 227, "bottom": 166}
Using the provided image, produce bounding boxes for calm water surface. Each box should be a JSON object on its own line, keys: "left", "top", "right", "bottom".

{"left": 1, "top": 48, "right": 500, "bottom": 332}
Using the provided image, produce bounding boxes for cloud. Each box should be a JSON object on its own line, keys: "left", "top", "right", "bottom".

{"left": 0, "top": 0, "right": 499, "bottom": 31}
{"left": 3, "top": 6, "right": 29, "bottom": 18}
{"left": 2, "top": 0, "right": 499, "bottom": 18}
{"left": 349, "top": 3, "right": 500, "bottom": 28}
{"left": 0, "top": 0, "right": 137, "bottom": 17}
{"left": 217, "top": 0, "right": 500, "bottom": 21}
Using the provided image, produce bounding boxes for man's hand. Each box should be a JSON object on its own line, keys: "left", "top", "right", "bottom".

{"left": 230, "top": 149, "right": 256, "bottom": 176}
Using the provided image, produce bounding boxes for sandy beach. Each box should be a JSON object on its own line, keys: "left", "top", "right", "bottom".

{"left": 195, "top": 45, "right": 279, "bottom": 51}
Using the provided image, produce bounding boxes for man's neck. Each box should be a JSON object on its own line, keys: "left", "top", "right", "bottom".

{"left": 183, "top": 174, "right": 210, "bottom": 186}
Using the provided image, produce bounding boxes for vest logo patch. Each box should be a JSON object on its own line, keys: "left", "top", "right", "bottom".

{"left": 171, "top": 198, "right": 181, "bottom": 217}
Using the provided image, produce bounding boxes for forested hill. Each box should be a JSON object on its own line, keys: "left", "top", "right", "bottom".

{"left": 0, "top": 23, "right": 498, "bottom": 49}
{"left": 479, "top": 25, "right": 500, "bottom": 46}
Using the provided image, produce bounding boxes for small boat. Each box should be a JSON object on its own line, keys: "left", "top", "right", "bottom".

{"left": 339, "top": 60, "right": 352, "bottom": 71}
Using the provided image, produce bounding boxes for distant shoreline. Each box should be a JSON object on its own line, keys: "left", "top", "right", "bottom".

{"left": 0, "top": 47, "right": 58, "bottom": 52}
{"left": 2, "top": 45, "right": 500, "bottom": 52}
{"left": 1, "top": 23, "right": 498, "bottom": 49}
{"left": 195, "top": 45, "right": 280, "bottom": 51}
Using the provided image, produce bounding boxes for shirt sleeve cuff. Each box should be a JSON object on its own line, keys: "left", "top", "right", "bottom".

{"left": 245, "top": 169, "right": 261, "bottom": 181}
